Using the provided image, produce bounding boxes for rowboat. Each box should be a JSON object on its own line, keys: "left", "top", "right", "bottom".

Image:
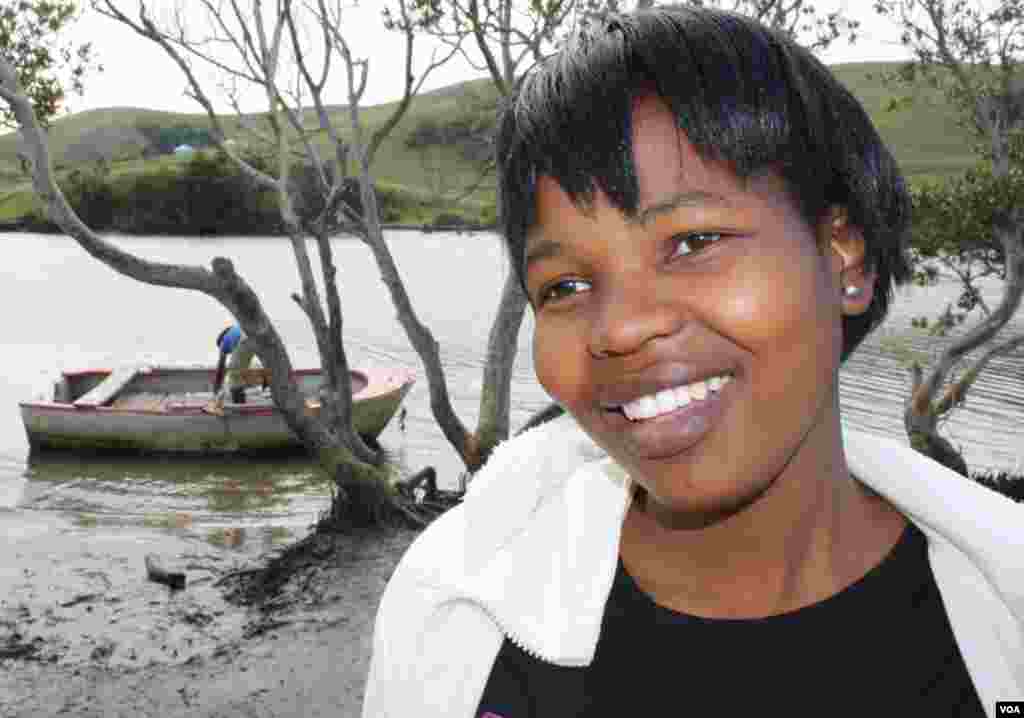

{"left": 19, "top": 365, "right": 415, "bottom": 455}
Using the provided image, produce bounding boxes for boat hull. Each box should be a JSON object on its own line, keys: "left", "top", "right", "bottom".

{"left": 20, "top": 366, "right": 414, "bottom": 455}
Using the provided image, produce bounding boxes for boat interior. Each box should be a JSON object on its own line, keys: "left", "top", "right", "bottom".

{"left": 55, "top": 367, "right": 367, "bottom": 410}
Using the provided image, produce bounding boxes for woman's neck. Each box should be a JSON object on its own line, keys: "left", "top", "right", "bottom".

{"left": 619, "top": 426, "right": 907, "bottom": 619}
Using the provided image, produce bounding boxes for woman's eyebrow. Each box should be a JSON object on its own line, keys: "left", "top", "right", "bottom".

{"left": 524, "top": 238, "right": 563, "bottom": 271}
{"left": 524, "top": 191, "right": 732, "bottom": 271}
{"left": 632, "top": 190, "right": 732, "bottom": 225}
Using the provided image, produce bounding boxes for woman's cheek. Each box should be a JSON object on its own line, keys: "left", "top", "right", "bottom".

{"left": 718, "top": 257, "right": 818, "bottom": 342}
{"left": 533, "top": 322, "right": 572, "bottom": 404}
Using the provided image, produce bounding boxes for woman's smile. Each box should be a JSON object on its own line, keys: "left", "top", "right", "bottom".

{"left": 600, "top": 368, "right": 737, "bottom": 460}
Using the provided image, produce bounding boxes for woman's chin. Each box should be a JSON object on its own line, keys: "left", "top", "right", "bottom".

{"left": 633, "top": 474, "right": 776, "bottom": 530}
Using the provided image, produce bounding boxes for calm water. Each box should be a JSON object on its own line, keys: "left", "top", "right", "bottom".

{"left": 1, "top": 231, "right": 1022, "bottom": 554}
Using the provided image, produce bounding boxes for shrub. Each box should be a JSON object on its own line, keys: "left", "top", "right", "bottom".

{"left": 59, "top": 162, "right": 116, "bottom": 229}
{"left": 107, "top": 153, "right": 278, "bottom": 234}
{"left": 478, "top": 204, "right": 497, "bottom": 227}
{"left": 432, "top": 212, "right": 466, "bottom": 227}
{"left": 404, "top": 110, "right": 495, "bottom": 163}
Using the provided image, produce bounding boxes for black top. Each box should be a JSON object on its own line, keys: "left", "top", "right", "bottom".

{"left": 476, "top": 522, "right": 986, "bottom": 717}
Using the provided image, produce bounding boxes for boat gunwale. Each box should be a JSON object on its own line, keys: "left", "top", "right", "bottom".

{"left": 18, "top": 365, "right": 416, "bottom": 416}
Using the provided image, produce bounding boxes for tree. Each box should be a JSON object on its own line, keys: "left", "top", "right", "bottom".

{"left": 687, "top": 0, "right": 859, "bottom": 49}
{"left": 0, "top": 0, "right": 468, "bottom": 528}
{"left": 0, "top": 0, "right": 99, "bottom": 129}
{"left": 874, "top": 0, "right": 1024, "bottom": 475}
{"left": 576, "top": 0, "right": 859, "bottom": 51}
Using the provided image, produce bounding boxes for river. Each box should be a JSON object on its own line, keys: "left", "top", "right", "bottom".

{"left": 1, "top": 230, "right": 1022, "bottom": 558}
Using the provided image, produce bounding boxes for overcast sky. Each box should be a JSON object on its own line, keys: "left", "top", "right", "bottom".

{"left": 64, "top": 1, "right": 914, "bottom": 117}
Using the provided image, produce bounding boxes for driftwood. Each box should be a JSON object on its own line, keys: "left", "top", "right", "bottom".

{"left": 58, "top": 593, "right": 101, "bottom": 608}
{"left": 0, "top": 639, "right": 40, "bottom": 660}
{"left": 145, "top": 554, "right": 186, "bottom": 590}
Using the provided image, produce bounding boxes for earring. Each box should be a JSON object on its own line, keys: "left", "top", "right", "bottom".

{"left": 844, "top": 286, "right": 863, "bottom": 299}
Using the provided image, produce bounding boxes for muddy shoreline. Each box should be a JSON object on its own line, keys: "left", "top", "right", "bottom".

{"left": 1, "top": 515, "right": 419, "bottom": 718}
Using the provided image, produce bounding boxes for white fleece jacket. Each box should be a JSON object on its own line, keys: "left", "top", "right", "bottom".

{"left": 362, "top": 415, "right": 1024, "bottom": 718}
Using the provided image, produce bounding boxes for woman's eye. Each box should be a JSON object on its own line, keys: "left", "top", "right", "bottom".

{"left": 538, "top": 278, "right": 590, "bottom": 305}
{"left": 671, "top": 232, "right": 724, "bottom": 258}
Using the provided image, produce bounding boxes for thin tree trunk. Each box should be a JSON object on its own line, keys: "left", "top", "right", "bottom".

{"left": 904, "top": 207, "right": 1024, "bottom": 476}
{"left": 355, "top": 157, "right": 476, "bottom": 464}
{"left": 903, "top": 380, "right": 970, "bottom": 476}
{"left": 473, "top": 235, "right": 528, "bottom": 467}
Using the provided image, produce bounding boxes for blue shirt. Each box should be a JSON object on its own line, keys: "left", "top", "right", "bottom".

{"left": 218, "top": 325, "right": 243, "bottom": 354}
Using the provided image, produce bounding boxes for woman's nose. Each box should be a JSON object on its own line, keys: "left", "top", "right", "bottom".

{"left": 588, "top": 279, "right": 684, "bottom": 358}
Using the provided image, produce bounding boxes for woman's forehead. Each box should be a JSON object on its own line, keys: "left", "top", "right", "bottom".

{"left": 630, "top": 94, "right": 748, "bottom": 205}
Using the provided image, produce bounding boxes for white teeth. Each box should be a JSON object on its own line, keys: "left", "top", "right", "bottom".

{"left": 654, "top": 388, "right": 677, "bottom": 415}
{"left": 673, "top": 385, "right": 692, "bottom": 406}
{"left": 620, "top": 372, "right": 732, "bottom": 422}
{"left": 690, "top": 381, "right": 708, "bottom": 401}
{"left": 632, "top": 395, "right": 658, "bottom": 420}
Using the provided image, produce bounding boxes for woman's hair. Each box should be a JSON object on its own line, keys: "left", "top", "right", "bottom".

{"left": 495, "top": 4, "right": 912, "bottom": 361}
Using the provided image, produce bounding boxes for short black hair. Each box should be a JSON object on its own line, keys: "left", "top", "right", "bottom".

{"left": 495, "top": 4, "right": 912, "bottom": 361}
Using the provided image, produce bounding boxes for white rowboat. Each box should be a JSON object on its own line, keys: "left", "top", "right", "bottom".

{"left": 20, "top": 365, "right": 415, "bottom": 455}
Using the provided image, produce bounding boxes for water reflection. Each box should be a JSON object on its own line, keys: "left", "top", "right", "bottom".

{"left": 21, "top": 451, "right": 331, "bottom": 553}
{"left": 206, "top": 525, "right": 294, "bottom": 551}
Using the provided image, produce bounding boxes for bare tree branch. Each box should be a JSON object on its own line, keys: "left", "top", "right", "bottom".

{"left": 933, "top": 331, "right": 1024, "bottom": 417}
{"left": 93, "top": 1, "right": 280, "bottom": 192}
{"left": 911, "top": 209, "right": 1024, "bottom": 412}
{"left": 325, "top": 0, "right": 476, "bottom": 461}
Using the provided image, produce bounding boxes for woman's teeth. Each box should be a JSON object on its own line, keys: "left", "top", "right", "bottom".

{"left": 620, "top": 373, "right": 732, "bottom": 421}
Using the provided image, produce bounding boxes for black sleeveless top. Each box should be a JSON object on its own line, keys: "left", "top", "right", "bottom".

{"left": 476, "top": 522, "right": 985, "bottom": 717}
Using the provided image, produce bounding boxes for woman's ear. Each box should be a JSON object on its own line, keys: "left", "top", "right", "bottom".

{"left": 821, "top": 206, "right": 875, "bottom": 316}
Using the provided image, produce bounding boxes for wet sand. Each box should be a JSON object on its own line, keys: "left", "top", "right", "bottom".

{"left": 0, "top": 509, "right": 417, "bottom": 718}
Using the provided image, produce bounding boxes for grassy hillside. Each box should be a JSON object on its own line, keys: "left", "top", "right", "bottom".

{"left": 830, "top": 62, "right": 977, "bottom": 179}
{"left": 0, "top": 63, "right": 980, "bottom": 224}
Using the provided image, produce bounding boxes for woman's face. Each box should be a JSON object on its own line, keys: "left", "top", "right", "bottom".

{"left": 526, "top": 94, "right": 870, "bottom": 523}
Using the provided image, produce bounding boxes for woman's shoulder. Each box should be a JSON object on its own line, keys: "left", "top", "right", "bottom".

{"left": 466, "top": 412, "right": 599, "bottom": 495}
{"left": 385, "top": 500, "right": 467, "bottom": 593}
{"left": 387, "top": 414, "right": 603, "bottom": 587}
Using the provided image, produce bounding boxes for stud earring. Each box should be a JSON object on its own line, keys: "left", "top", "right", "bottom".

{"left": 844, "top": 286, "right": 863, "bottom": 299}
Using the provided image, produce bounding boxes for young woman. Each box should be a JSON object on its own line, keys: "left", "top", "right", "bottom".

{"left": 362, "top": 7, "right": 1024, "bottom": 717}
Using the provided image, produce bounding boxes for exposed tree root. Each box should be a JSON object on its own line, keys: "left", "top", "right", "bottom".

{"left": 219, "top": 465, "right": 463, "bottom": 608}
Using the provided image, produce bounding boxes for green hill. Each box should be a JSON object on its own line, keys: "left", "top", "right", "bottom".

{"left": 829, "top": 62, "right": 977, "bottom": 179}
{"left": 0, "top": 63, "right": 980, "bottom": 225}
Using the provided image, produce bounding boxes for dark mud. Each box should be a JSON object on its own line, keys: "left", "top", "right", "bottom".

{"left": 0, "top": 511, "right": 420, "bottom": 718}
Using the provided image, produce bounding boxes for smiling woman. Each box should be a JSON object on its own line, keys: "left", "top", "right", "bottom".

{"left": 362, "top": 6, "right": 1024, "bottom": 718}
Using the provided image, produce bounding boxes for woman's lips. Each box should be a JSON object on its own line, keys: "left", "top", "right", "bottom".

{"left": 602, "top": 375, "right": 734, "bottom": 460}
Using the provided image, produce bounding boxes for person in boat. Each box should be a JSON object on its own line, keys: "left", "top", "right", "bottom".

{"left": 205, "top": 324, "right": 258, "bottom": 415}
{"left": 362, "top": 6, "right": 1024, "bottom": 717}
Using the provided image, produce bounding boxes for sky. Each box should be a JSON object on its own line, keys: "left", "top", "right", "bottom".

{"left": 62, "top": 1, "right": 915, "bottom": 117}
